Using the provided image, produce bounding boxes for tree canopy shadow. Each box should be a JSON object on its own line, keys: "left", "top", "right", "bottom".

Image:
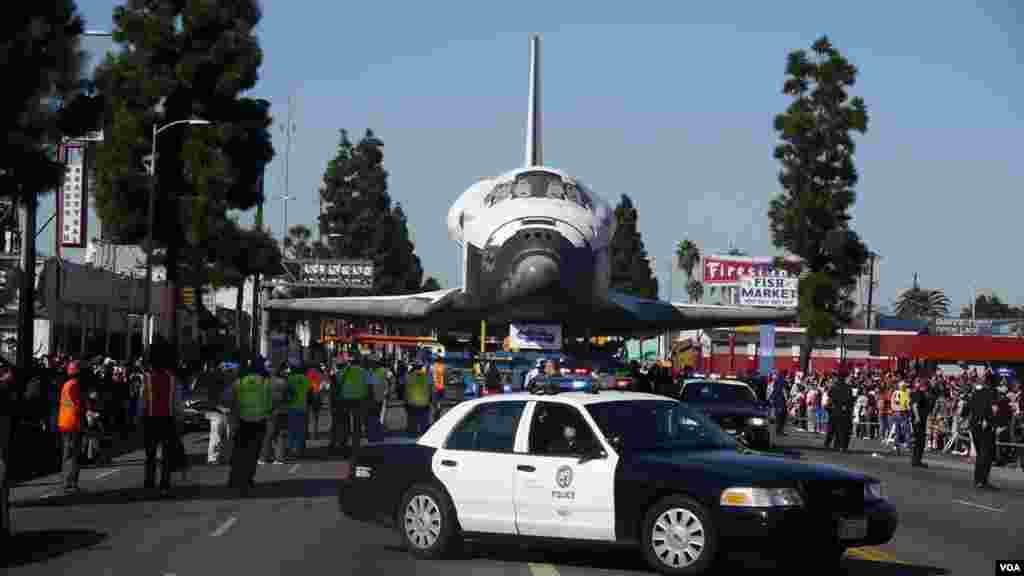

{"left": 1, "top": 529, "right": 109, "bottom": 568}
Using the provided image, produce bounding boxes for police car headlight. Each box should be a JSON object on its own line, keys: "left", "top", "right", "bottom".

{"left": 720, "top": 487, "right": 804, "bottom": 508}
{"left": 748, "top": 417, "right": 767, "bottom": 427}
{"left": 864, "top": 481, "right": 884, "bottom": 502}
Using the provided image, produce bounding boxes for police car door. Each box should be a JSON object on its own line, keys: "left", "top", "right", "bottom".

{"left": 514, "top": 401, "right": 617, "bottom": 541}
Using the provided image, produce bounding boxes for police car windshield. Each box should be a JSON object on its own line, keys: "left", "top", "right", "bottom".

{"left": 586, "top": 400, "right": 737, "bottom": 452}
{"left": 682, "top": 381, "right": 757, "bottom": 404}
{"left": 484, "top": 171, "right": 592, "bottom": 209}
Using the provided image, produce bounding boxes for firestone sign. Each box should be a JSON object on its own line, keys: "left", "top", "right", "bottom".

{"left": 738, "top": 276, "right": 798, "bottom": 308}
{"left": 703, "top": 255, "right": 799, "bottom": 286}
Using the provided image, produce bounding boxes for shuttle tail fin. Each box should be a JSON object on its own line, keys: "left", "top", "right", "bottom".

{"left": 525, "top": 34, "right": 542, "bottom": 167}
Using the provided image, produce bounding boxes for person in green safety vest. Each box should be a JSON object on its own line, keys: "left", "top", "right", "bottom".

{"left": 228, "top": 355, "right": 272, "bottom": 497}
{"left": 405, "top": 360, "right": 432, "bottom": 436}
{"left": 286, "top": 360, "right": 310, "bottom": 457}
{"left": 334, "top": 354, "right": 370, "bottom": 457}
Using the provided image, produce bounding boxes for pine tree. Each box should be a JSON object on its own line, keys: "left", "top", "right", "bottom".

{"left": 769, "top": 36, "right": 871, "bottom": 372}
{"left": 1, "top": 1, "right": 89, "bottom": 203}
{"left": 609, "top": 194, "right": 658, "bottom": 299}
{"left": 320, "top": 129, "right": 424, "bottom": 297}
{"left": 93, "top": 1, "right": 273, "bottom": 359}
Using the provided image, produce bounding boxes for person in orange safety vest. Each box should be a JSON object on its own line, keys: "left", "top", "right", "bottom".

{"left": 58, "top": 360, "right": 84, "bottom": 493}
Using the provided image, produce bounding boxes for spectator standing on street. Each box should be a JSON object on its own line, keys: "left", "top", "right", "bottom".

{"left": 140, "top": 348, "right": 179, "bottom": 496}
{"left": 58, "top": 360, "right": 84, "bottom": 494}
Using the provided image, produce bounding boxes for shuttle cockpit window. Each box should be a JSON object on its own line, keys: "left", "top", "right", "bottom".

{"left": 484, "top": 171, "right": 593, "bottom": 210}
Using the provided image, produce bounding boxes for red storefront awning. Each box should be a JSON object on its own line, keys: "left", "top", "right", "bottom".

{"left": 880, "top": 334, "right": 1024, "bottom": 362}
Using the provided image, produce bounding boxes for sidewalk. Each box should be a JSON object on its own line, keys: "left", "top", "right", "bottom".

{"left": 9, "top": 430, "right": 204, "bottom": 504}
{"left": 782, "top": 427, "right": 1024, "bottom": 482}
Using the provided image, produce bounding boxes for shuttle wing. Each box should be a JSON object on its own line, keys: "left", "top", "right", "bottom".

{"left": 263, "top": 288, "right": 463, "bottom": 319}
{"left": 598, "top": 290, "right": 797, "bottom": 334}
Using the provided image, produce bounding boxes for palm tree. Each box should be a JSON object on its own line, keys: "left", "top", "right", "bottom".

{"left": 675, "top": 239, "right": 704, "bottom": 303}
{"left": 894, "top": 273, "right": 950, "bottom": 319}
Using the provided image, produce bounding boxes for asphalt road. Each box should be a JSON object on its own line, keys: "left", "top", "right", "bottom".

{"left": 4, "top": 418, "right": 1021, "bottom": 575}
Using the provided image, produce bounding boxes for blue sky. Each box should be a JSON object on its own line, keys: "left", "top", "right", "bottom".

{"left": 59, "top": 0, "right": 1023, "bottom": 314}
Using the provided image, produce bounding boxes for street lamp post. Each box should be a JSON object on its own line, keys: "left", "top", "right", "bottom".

{"left": 276, "top": 194, "right": 294, "bottom": 241}
{"left": 142, "top": 118, "right": 211, "bottom": 358}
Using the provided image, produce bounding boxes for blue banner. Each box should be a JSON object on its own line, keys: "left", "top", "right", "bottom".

{"left": 759, "top": 323, "right": 775, "bottom": 376}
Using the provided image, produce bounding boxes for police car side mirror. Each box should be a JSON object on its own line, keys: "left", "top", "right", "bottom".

{"left": 577, "top": 446, "right": 606, "bottom": 464}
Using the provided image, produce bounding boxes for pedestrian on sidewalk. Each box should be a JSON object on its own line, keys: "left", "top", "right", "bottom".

{"left": 141, "top": 347, "right": 179, "bottom": 496}
{"left": 58, "top": 360, "right": 84, "bottom": 494}
{"left": 228, "top": 356, "right": 272, "bottom": 497}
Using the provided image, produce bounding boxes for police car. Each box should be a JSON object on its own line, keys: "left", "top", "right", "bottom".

{"left": 339, "top": 383, "right": 897, "bottom": 575}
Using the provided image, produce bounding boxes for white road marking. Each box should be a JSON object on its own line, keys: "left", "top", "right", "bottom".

{"left": 288, "top": 464, "right": 300, "bottom": 474}
{"left": 953, "top": 499, "right": 1004, "bottom": 513}
{"left": 93, "top": 468, "right": 120, "bottom": 481}
{"left": 40, "top": 490, "right": 60, "bottom": 499}
{"left": 211, "top": 516, "right": 238, "bottom": 537}
{"left": 528, "top": 563, "right": 560, "bottom": 576}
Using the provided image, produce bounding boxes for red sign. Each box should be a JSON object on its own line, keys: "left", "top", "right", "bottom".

{"left": 702, "top": 255, "right": 799, "bottom": 286}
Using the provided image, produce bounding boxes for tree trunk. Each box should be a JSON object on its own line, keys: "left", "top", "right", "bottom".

{"left": 166, "top": 234, "right": 181, "bottom": 369}
{"left": 250, "top": 273, "right": 260, "bottom": 363}
{"left": 192, "top": 256, "right": 207, "bottom": 368}
{"left": 235, "top": 279, "right": 245, "bottom": 360}
{"left": 800, "top": 331, "right": 814, "bottom": 375}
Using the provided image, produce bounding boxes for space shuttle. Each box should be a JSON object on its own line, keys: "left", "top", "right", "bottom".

{"left": 265, "top": 35, "right": 796, "bottom": 336}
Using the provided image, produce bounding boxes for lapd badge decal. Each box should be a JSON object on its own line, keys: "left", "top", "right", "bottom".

{"left": 552, "top": 465, "right": 575, "bottom": 500}
{"left": 556, "top": 465, "right": 573, "bottom": 488}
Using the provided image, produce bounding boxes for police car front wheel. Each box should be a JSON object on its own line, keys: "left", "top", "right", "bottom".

{"left": 642, "top": 495, "right": 717, "bottom": 575}
{"left": 399, "top": 483, "right": 458, "bottom": 560}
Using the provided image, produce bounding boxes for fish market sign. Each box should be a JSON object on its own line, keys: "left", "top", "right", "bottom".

{"left": 738, "top": 275, "right": 798, "bottom": 308}
{"left": 284, "top": 259, "right": 374, "bottom": 288}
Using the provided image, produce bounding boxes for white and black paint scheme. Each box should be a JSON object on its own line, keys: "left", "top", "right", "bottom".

{"left": 266, "top": 36, "right": 797, "bottom": 335}
{"left": 339, "top": 391, "right": 898, "bottom": 575}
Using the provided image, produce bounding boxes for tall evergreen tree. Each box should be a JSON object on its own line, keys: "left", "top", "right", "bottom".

{"left": 320, "top": 129, "right": 424, "bottom": 296}
{"left": 1, "top": 1, "right": 88, "bottom": 203}
{"left": 610, "top": 194, "right": 658, "bottom": 299}
{"left": 93, "top": 1, "right": 273, "bottom": 359}
{"left": 768, "top": 36, "right": 871, "bottom": 372}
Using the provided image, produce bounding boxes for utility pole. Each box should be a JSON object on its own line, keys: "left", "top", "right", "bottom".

{"left": 866, "top": 252, "right": 876, "bottom": 329}
{"left": 281, "top": 94, "right": 295, "bottom": 240}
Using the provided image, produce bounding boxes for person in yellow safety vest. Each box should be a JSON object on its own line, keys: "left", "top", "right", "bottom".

{"left": 335, "top": 354, "right": 370, "bottom": 457}
{"left": 405, "top": 360, "right": 432, "bottom": 436}
{"left": 58, "top": 360, "right": 84, "bottom": 494}
{"left": 228, "top": 355, "right": 272, "bottom": 497}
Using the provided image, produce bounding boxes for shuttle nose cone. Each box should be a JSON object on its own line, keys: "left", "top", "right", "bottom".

{"left": 500, "top": 253, "right": 560, "bottom": 302}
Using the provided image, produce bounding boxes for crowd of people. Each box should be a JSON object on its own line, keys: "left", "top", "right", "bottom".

{"left": 7, "top": 344, "right": 1024, "bottom": 497}
{"left": 776, "top": 366, "right": 1022, "bottom": 488}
